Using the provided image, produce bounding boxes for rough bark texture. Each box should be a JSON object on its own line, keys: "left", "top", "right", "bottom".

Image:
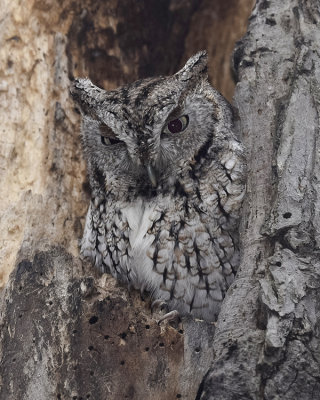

{"left": 4, "top": 1, "right": 319, "bottom": 400}
{"left": 0, "top": 248, "right": 215, "bottom": 399}
{"left": 198, "top": 0, "right": 320, "bottom": 399}
{"left": 184, "top": 0, "right": 255, "bottom": 101}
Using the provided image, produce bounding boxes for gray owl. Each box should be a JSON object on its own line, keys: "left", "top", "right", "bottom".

{"left": 71, "top": 51, "right": 245, "bottom": 322}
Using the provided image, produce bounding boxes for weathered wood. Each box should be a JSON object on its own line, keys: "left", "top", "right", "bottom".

{"left": 0, "top": 247, "right": 216, "bottom": 399}
{"left": 198, "top": 1, "right": 320, "bottom": 399}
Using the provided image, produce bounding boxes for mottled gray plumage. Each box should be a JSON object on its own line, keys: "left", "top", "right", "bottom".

{"left": 71, "top": 51, "right": 245, "bottom": 321}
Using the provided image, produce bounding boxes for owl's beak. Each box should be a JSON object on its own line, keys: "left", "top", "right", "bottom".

{"left": 146, "top": 164, "right": 158, "bottom": 188}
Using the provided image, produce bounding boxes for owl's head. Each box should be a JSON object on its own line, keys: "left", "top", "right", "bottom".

{"left": 71, "top": 51, "right": 236, "bottom": 199}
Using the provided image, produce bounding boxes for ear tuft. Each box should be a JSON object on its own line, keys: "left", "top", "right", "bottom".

{"left": 70, "top": 78, "right": 107, "bottom": 118}
{"left": 176, "top": 51, "right": 208, "bottom": 82}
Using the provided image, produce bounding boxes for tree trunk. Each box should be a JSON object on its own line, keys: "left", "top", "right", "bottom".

{"left": 2, "top": 0, "right": 319, "bottom": 399}
{"left": 198, "top": 1, "right": 320, "bottom": 398}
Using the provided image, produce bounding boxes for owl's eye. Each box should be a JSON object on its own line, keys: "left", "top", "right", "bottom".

{"left": 163, "top": 115, "right": 189, "bottom": 134}
{"left": 100, "top": 123, "right": 122, "bottom": 146}
{"left": 101, "top": 136, "right": 122, "bottom": 146}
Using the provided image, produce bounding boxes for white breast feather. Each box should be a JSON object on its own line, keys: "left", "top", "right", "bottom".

{"left": 121, "top": 200, "right": 160, "bottom": 291}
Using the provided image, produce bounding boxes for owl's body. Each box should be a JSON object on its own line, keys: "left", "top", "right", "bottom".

{"left": 72, "top": 52, "right": 245, "bottom": 321}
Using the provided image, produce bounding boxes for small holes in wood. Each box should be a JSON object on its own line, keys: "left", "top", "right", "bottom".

{"left": 275, "top": 261, "right": 282, "bottom": 267}
{"left": 89, "top": 316, "right": 98, "bottom": 324}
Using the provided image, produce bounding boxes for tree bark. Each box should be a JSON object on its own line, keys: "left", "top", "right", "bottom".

{"left": 198, "top": 0, "right": 320, "bottom": 399}
{"left": 2, "top": 0, "right": 319, "bottom": 399}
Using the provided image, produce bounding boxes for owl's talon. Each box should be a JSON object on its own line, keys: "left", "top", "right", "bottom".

{"left": 151, "top": 299, "right": 169, "bottom": 313}
{"left": 157, "top": 310, "right": 180, "bottom": 325}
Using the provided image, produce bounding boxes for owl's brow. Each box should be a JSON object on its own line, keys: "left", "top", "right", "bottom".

{"left": 99, "top": 123, "right": 117, "bottom": 138}
{"left": 154, "top": 101, "right": 177, "bottom": 112}
{"left": 164, "top": 106, "right": 184, "bottom": 122}
{"left": 146, "top": 98, "right": 177, "bottom": 114}
{"left": 142, "top": 101, "right": 177, "bottom": 126}
{"left": 134, "top": 78, "right": 165, "bottom": 107}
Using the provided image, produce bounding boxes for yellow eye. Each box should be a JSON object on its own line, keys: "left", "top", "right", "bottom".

{"left": 101, "top": 136, "right": 122, "bottom": 145}
{"left": 100, "top": 123, "right": 122, "bottom": 145}
{"left": 163, "top": 115, "right": 189, "bottom": 134}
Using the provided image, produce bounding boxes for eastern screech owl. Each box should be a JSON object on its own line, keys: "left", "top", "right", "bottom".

{"left": 71, "top": 51, "right": 245, "bottom": 322}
